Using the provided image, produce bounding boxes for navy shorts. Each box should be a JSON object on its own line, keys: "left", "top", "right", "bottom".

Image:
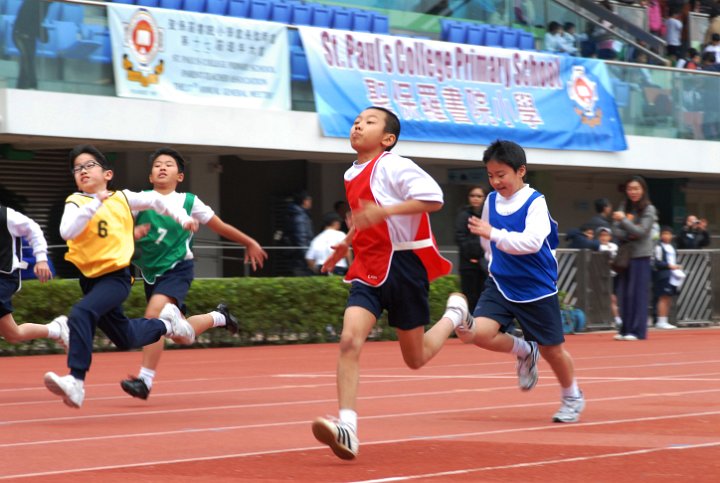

{"left": 474, "top": 278, "right": 565, "bottom": 346}
{"left": 0, "top": 272, "right": 20, "bottom": 318}
{"left": 654, "top": 279, "right": 678, "bottom": 298}
{"left": 143, "top": 259, "right": 194, "bottom": 309}
{"left": 346, "top": 251, "right": 430, "bottom": 331}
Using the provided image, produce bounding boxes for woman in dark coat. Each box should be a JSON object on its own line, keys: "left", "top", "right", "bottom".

{"left": 454, "top": 185, "right": 488, "bottom": 311}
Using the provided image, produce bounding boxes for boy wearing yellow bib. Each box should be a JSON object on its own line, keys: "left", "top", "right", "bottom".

{"left": 120, "top": 147, "right": 267, "bottom": 400}
{"left": 43, "top": 145, "right": 198, "bottom": 409}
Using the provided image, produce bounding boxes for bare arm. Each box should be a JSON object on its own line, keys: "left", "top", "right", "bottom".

{"left": 205, "top": 215, "right": 267, "bottom": 271}
{"left": 352, "top": 199, "right": 442, "bottom": 231}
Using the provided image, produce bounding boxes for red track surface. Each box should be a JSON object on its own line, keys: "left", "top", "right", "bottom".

{"left": 1, "top": 328, "right": 719, "bottom": 482}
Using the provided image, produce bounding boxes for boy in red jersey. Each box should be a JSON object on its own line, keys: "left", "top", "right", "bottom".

{"left": 311, "top": 107, "right": 474, "bottom": 460}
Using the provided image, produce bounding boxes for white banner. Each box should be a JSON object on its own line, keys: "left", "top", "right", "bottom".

{"left": 107, "top": 4, "right": 290, "bottom": 109}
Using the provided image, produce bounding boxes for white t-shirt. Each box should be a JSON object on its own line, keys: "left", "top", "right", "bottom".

{"left": 665, "top": 18, "right": 682, "bottom": 47}
{"left": 344, "top": 152, "right": 443, "bottom": 245}
{"left": 306, "top": 228, "right": 348, "bottom": 267}
{"left": 704, "top": 44, "right": 720, "bottom": 64}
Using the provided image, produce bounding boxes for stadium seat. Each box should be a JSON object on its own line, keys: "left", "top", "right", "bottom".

{"left": 205, "top": 0, "right": 228, "bottom": 15}
{"left": 484, "top": 26, "right": 500, "bottom": 47}
{"left": 5, "top": 0, "right": 24, "bottom": 16}
{"left": 612, "top": 79, "right": 631, "bottom": 108}
{"left": 500, "top": 28, "right": 518, "bottom": 49}
{"left": 45, "top": 2, "right": 62, "bottom": 22}
{"left": 290, "top": 48, "right": 310, "bottom": 82}
{"left": 465, "top": 24, "right": 485, "bottom": 45}
{"left": 249, "top": 0, "right": 271, "bottom": 20}
{"left": 351, "top": 10, "right": 372, "bottom": 32}
{"left": 159, "top": 0, "right": 182, "bottom": 10}
{"left": 136, "top": 0, "right": 159, "bottom": 7}
{"left": 311, "top": 6, "right": 331, "bottom": 27}
{"left": 370, "top": 13, "right": 389, "bottom": 34}
{"left": 445, "top": 21, "right": 466, "bottom": 44}
{"left": 112, "top": 0, "right": 136, "bottom": 4}
{"left": 60, "top": 3, "right": 84, "bottom": 24}
{"left": 228, "top": 0, "right": 249, "bottom": 17}
{"left": 182, "top": 0, "right": 206, "bottom": 12}
{"left": 89, "top": 29, "right": 112, "bottom": 64}
{"left": 518, "top": 31, "right": 535, "bottom": 50}
{"left": 292, "top": 4, "right": 312, "bottom": 25}
{"left": 331, "top": 8, "right": 351, "bottom": 30}
{"left": 271, "top": 2, "right": 291, "bottom": 23}
{"left": 41, "top": 21, "right": 100, "bottom": 60}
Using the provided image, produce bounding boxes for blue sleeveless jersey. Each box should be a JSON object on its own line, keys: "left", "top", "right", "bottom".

{"left": 488, "top": 190, "right": 559, "bottom": 302}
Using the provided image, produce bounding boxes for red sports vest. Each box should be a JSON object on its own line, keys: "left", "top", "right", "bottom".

{"left": 344, "top": 152, "right": 452, "bottom": 286}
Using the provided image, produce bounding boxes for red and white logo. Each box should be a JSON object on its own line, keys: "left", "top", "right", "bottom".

{"left": 567, "top": 65, "right": 602, "bottom": 126}
{"left": 126, "top": 9, "right": 162, "bottom": 67}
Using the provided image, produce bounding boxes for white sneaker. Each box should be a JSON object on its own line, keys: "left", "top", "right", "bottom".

{"left": 44, "top": 372, "right": 84, "bottom": 408}
{"left": 52, "top": 315, "right": 70, "bottom": 349}
{"left": 623, "top": 334, "right": 639, "bottom": 341}
{"left": 160, "top": 303, "right": 195, "bottom": 345}
{"left": 613, "top": 333, "right": 625, "bottom": 341}
{"left": 312, "top": 417, "right": 359, "bottom": 460}
{"left": 446, "top": 292, "right": 475, "bottom": 343}
{"left": 655, "top": 321, "right": 677, "bottom": 330}
{"left": 552, "top": 391, "right": 585, "bottom": 423}
{"left": 517, "top": 340, "right": 539, "bottom": 391}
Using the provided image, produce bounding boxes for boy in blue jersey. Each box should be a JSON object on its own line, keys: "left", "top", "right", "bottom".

{"left": 120, "top": 147, "right": 267, "bottom": 400}
{"left": 458, "top": 140, "right": 585, "bottom": 423}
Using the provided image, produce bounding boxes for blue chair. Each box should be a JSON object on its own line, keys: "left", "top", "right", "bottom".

{"left": 159, "top": 0, "right": 183, "bottom": 10}
{"left": 271, "top": 2, "right": 291, "bottom": 23}
{"left": 292, "top": 4, "right": 312, "bottom": 25}
{"left": 249, "top": 0, "right": 271, "bottom": 20}
{"left": 90, "top": 30, "right": 112, "bottom": 63}
{"left": 446, "top": 21, "right": 466, "bottom": 44}
{"left": 351, "top": 10, "right": 372, "bottom": 32}
{"left": 439, "top": 18, "right": 454, "bottom": 40}
{"left": 60, "top": 3, "right": 84, "bottom": 24}
{"left": 137, "top": 0, "right": 160, "bottom": 6}
{"left": 112, "top": 0, "right": 136, "bottom": 4}
{"left": 6, "top": 0, "right": 24, "bottom": 16}
{"left": 331, "top": 8, "right": 351, "bottom": 30}
{"left": 371, "top": 13, "right": 389, "bottom": 34}
{"left": 518, "top": 31, "right": 534, "bottom": 50}
{"left": 290, "top": 48, "right": 310, "bottom": 82}
{"left": 205, "top": 0, "right": 228, "bottom": 15}
{"left": 228, "top": 0, "right": 249, "bottom": 17}
{"left": 500, "top": 29, "right": 518, "bottom": 49}
{"left": 484, "top": 26, "right": 500, "bottom": 47}
{"left": 311, "top": 6, "right": 331, "bottom": 27}
{"left": 612, "top": 80, "right": 631, "bottom": 108}
{"left": 45, "top": 2, "right": 62, "bottom": 22}
{"left": 466, "top": 25, "right": 484, "bottom": 45}
{"left": 182, "top": 0, "right": 206, "bottom": 12}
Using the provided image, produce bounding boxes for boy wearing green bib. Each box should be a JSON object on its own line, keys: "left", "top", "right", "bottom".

{"left": 121, "top": 148, "right": 267, "bottom": 400}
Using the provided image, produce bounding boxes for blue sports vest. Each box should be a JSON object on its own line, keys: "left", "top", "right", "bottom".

{"left": 488, "top": 190, "right": 559, "bottom": 302}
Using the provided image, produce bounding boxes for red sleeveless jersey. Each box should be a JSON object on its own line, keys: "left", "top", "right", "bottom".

{"left": 344, "top": 152, "right": 452, "bottom": 286}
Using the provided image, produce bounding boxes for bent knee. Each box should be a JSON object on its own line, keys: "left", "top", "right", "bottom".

{"left": 338, "top": 333, "right": 364, "bottom": 356}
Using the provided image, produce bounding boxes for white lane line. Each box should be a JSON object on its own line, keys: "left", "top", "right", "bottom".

{"left": 2, "top": 412, "right": 719, "bottom": 480}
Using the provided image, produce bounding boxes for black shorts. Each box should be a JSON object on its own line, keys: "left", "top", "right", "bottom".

{"left": 0, "top": 272, "right": 19, "bottom": 318}
{"left": 654, "top": 279, "right": 678, "bottom": 298}
{"left": 346, "top": 251, "right": 429, "bottom": 331}
{"left": 143, "top": 259, "right": 194, "bottom": 310}
{"left": 474, "top": 278, "right": 565, "bottom": 346}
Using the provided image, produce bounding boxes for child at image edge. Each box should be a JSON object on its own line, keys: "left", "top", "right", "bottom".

{"left": 311, "top": 106, "right": 474, "bottom": 460}
{"left": 43, "top": 145, "right": 198, "bottom": 408}
{"left": 464, "top": 139, "right": 585, "bottom": 424}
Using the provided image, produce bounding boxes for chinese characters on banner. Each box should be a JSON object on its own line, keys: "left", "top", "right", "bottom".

{"left": 107, "top": 4, "right": 290, "bottom": 110}
{"left": 299, "top": 27, "right": 626, "bottom": 151}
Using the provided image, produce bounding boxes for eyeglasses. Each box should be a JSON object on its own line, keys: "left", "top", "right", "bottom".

{"left": 71, "top": 160, "right": 101, "bottom": 174}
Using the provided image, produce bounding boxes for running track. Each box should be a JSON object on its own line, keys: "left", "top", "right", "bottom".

{"left": 1, "top": 328, "right": 719, "bottom": 481}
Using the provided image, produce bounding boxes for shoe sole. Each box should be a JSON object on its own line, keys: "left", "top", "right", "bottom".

{"left": 311, "top": 419, "right": 356, "bottom": 460}
{"left": 44, "top": 373, "right": 81, "bottom": 409}
{"left": 120, "top": 380, "right": 150, "bottom": 400}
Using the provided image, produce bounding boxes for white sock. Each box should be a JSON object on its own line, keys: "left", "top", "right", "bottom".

{"left": 442, "top": 295, "right": 465, "bottom": 328}
{"left": 210, "top": 311, "right": 226, "bottom": 328}
{"left": 614, "top": 316, "right": 622, "bottom": 325}
{"left": 510, "top": 336, "right": 531, "bottom": 357}
{"left": 562, "top": 379, "right": 581, "bottom": 399}
{"left": 138, "top": 367, "right": 156, "bottom": 389}
{"left": 46, "top": 320, "right": 60, "bottom": 339}
{"left": 339, "top": 409, "right": 357, "bottom": 434}
{"left": 162, "top": 320, "right": 172, "bottom": 335}
{"left": 657, "top": 316, "right": 668, "bottom": 325}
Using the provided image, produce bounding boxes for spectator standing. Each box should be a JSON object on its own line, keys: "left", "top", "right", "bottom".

{"left": 454, "top": 186, "right": 488, "bottom": 311}
{"left": 597, "top": 227, "right": 622, "bottom": 328}
{"left": 676, "top": 215, "right": 711, "bottom": 248}
{"left": 665, "top": 9, "right": 684, "bottom": 60}
{"left": 586, "top": 198, "right": 613, "bottom": 232}
{"left": 645, "top": 0, "right": 665, "bottom": 37}
{"left": 703, "top": 9, "right": 720, "bottom": 46}
{"left": 612, "top": 176, "right": 657, "bottom": 341}
{"left": 652, "top": 226, "right": 685, "bottom": 330}
{"left": 286, "top": 191, "right": 315, "bottom": 276}
{"left": 306, "top": 212, "right": 350, "bottom": 276}
{"left": 12, "top": 0, "right": 50, "bottom": 89}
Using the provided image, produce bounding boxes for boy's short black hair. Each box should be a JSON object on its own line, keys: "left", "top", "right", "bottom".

{"left": 366, "top": 106, "right": 400, "bottom": 151}
{"left": 482, "top": 139, "right": 527, "bottom": 172}
{"left": 68, "top": 144, "right": 110, "bottom": 171}
{"left": 660, "top": 225, "right": 674, "bottom": 234}
{"left": 149, "top": 147, "right": 186, "bottom": 173}
{"left": 322, "top": 211, "right": 342, "bottom": 227}
{"left": 594, "top": 198, "right": 610, "bottom": 213}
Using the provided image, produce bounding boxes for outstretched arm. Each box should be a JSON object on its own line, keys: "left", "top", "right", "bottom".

{"left": 124, "top": 190, "right": 198, "bottom": 232}
{"left": 352, "top": 199, "right": 442, "bottom": 230}
{"left": 205, "top": 216, "right": 267, "bottom": 271}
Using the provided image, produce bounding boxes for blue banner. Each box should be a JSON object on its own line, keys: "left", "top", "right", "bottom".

{"left": 299, "top": 27, "right": 627, "bottom": 151}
